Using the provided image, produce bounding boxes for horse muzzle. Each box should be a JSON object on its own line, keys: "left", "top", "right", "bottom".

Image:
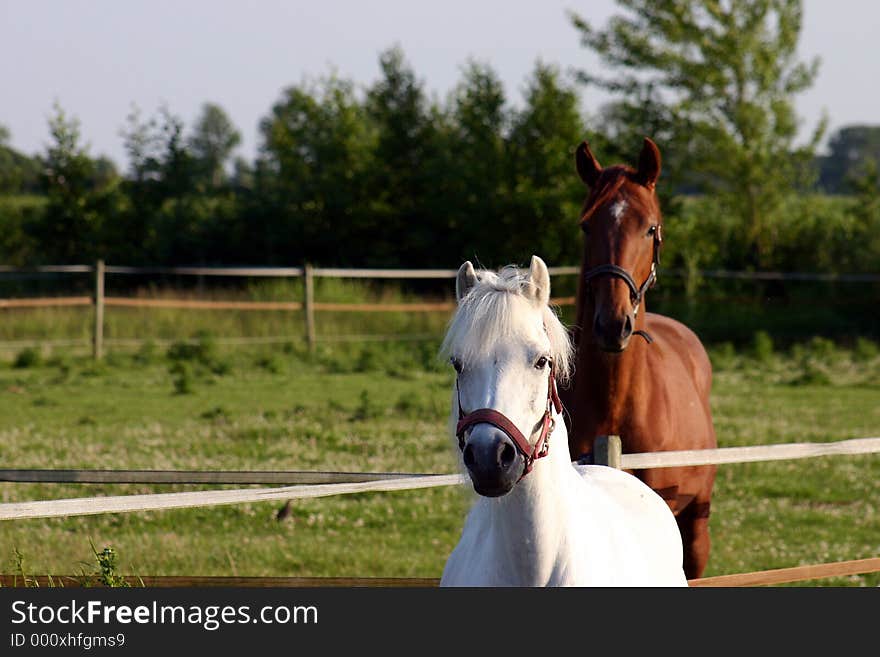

{"left": 593, "top": 309, "right": 634, "bottom": 353}
{"left": 461, "top": 425, "right": 524, "bottom": 497}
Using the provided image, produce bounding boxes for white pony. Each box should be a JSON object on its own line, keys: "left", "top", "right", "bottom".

{"left": 440, "top": 256, "right": 687, "bottom": 586}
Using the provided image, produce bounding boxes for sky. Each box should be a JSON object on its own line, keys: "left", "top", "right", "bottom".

{"left": 1, "top": 0, "right": 878, "bottom": 167}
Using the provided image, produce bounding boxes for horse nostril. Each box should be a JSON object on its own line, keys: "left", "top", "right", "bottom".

{"left": 622, "top": 314, "right": 634, "bottom": 339}
{"left": 462, "top": 443, "right": 475, "bottom": 468}
{"left": 498, "top": 442, "right": 516, "bottom": 469}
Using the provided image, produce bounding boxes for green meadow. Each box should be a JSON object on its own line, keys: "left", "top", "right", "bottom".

{"left": 0, "top": 298, "right": 878, "bottom": 586}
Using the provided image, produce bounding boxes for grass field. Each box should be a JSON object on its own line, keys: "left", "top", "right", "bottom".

{"left": 0, "top": 300, "right": 878, "bottom": 586}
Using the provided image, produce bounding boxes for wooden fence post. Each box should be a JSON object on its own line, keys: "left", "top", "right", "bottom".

{"left": 594, "top": 435, "right": 622, "bottom": 468}
{"left": 303, "top": 263, "right": 315, "bottom": 351}
{"left": 93, "top": 259, "right": 105, "bottom": 360}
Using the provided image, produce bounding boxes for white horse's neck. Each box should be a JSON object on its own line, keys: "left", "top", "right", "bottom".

{"left": 474, "top": 412, "right": 585, "bottom": 585}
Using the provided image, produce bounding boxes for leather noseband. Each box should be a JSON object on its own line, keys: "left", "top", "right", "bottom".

{"left": 455, "top": 367, "right": 562, "bottom": 480}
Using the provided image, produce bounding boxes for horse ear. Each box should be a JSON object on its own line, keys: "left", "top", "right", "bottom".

{"left": 456, "top": 261, "right": 478, "bottom": 302}
{"left": 575, "top": 141, "right": 602, "bottom": 187}
{"left": 526, "top": 255, "right": 551, "bottom": 306}
{"left": 637, "top": 137, "right": 661, "bottom": 190}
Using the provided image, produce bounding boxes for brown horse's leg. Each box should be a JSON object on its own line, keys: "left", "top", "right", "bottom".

{"left": 677, "top": 500, "right": 711, "bottom": 580}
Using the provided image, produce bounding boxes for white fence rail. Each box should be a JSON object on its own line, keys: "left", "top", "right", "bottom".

{"left": 2, "top": 436, "right": 878, "bottom": 522}
{"left": 0, "top": 474, "right": 464, "bottom": 521}
{"left": 619, "top": 436, "right": 880, "bottom": 469}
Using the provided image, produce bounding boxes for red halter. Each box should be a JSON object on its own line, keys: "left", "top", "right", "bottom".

{"left": 455, "top": 366, "right": 563, "bottom": 480}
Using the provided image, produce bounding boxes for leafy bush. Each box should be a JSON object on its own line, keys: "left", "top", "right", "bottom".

{"left": 13, "top": 346, "right": 41, "bottom": 369}
{"left": 169, "top": 361, "right": 194, "bottom": 395}
{"left": 167, "top": 331, "right": 230, "bottom": 376}
{"left": 355, "top": 347, "right": 381, "bottom": 373}
{"left": 750, "top": 331, "right": 774, "bottom": 363}
{"left": 854, "top": 337, "right": 879, "bottom": 360}
{"left": 804, "top": 336, "right": 839, "bottom": 364}
{"left": 167, "top": 331, "right": 217, "bottom": 365}
{"left": 255, "top": 354, "right": 283, "bottom": 374}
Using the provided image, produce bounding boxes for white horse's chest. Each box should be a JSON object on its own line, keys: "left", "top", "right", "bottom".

{"left": 441, "top": 466, "right": 687, "bottom": 587}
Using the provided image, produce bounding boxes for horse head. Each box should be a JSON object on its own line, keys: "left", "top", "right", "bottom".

{"left": 575, "top": 138, "right": 664, "bottom": 353}
{"left": 441, "top": 256, "right": 571, "bottom": 497}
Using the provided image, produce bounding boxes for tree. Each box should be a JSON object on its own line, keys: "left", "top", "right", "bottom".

{"left": 846, "top": 158, "right": 880, "bottom": 272}
{"left": 257, "top": 73, "right": 375, "bottom": 264}
{"left": 364, "top": 47, "right": 445, "bottom": 266}
{"left": 0, "top": 124, "right": 43, "bottom": 263}
{"left": 818, "top": 125, "right": 880, "bottom": 193}
{"left": 189, "top": 103, "right": 241, "bottom": 189}
{"left": 117, "top": 104, "right": 206, "bottom": 263}
{"left": 571, "top": 0, "right": 826, "bottom": 266}
{"left": 32, "top": 103, "right": 109, "bottom": 262}
{"left": 503, "top": 62, "right": 586, "bottom": 267}
{"left": 155, "top": 107, "right": 195, "bottom": 198}
{"left": 0, "top": 124, "right": 42, "bottom": 194}
{"left": 444, "top": 60, "right": 508, "bottom": 263}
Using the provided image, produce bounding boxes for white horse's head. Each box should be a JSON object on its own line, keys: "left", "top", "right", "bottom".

{"left": 441, "top": 256, "right": 572, "bottom": 497}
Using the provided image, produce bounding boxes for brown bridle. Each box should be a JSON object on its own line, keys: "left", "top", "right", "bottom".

{"left": 455, "top": 366, "right": 563, "bottom": 480}
{"left": 582, "top": 224, "right": 663, "bottom": 344}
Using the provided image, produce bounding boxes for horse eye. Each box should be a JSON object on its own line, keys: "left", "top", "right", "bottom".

{"left": 647, "top": 225, "right": 657, "bottom": 237}
{"left": 450, "top": 357, "right": 463, "bottom": 373}
{"left": 534, "top": 356, "right": 550, "bottom": 370}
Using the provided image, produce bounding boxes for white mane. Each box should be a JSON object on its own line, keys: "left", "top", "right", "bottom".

{"left": 440, "top": 265, "right": 573, "bottom": 382}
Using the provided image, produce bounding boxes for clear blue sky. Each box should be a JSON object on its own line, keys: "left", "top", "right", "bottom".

{"left": 1, "top": 0, "right": 877, "bottom": 166}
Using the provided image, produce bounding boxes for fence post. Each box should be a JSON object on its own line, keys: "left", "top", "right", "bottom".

{"left": 93, "top": 259, "right": 105, "bottom": 360}
{"left": 593, "top": 435, "right": 622, "bottom": 468}
{"left": 303, "top": 263, "right": 315, "bottom": 351}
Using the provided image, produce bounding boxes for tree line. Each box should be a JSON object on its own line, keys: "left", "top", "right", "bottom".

{"left": 1, "top": 1, "right": 878, "bottom": 274}
{"left": 1, "top": 52, "right": 593, "bottom": 269}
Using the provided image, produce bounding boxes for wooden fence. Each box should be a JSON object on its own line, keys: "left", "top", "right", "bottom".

{"left": 2, "top": 261, "right": 878, "bottom": 358}
{"left": 1, "top": 436, "right": 879, "bottom": 586}
{"left": 0, "top": 262, "right": 579, "bottom": 357}
{"left": 1, "top": 262, "right": 879, "bottom": 585}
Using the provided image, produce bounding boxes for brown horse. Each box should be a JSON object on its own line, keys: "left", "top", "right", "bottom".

{"left": 560, "top": 137, "right": 717, "bottom": 579}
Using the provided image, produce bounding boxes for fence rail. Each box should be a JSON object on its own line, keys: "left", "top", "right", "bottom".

{"left": 2, "top": 436, "right": 878, "bottom": 521}
{"left": 6, "top": 262, "right": 879, "bottom": 280}
{"left": 0, "top": 474, "right": 465, "bottom": 521}
{"left": 0, "top": 428, "right": 877, "bottom": 583}
{"left": 0, "top": 265, "right": 93, "bottom": 274}
{"left": 0, "top": 296, "right": 92, "bottom": 309}
{"left": 104, "top": 297, "right": 304, "bottom": 311}
{"left": 0, "top": 469, "right": 420, "bottom": 485}
{"left": 103, "top": 265, "right": 305, "bottom": 277}
{"left": 685, "top": 557, "right": 880, "bottom": 587}
{"left": 4, "top": 556, "right": 880, "bottom": 587}
{"left": 1, "top": 262, "right": 879, "bottom": 358}
{"left": 618, "top": 436, "right": 880, "bottom": 469}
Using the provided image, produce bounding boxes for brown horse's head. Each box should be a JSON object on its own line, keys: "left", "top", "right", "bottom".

{"left": 575, "top": 138, "right": 663, "bottom": 353}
